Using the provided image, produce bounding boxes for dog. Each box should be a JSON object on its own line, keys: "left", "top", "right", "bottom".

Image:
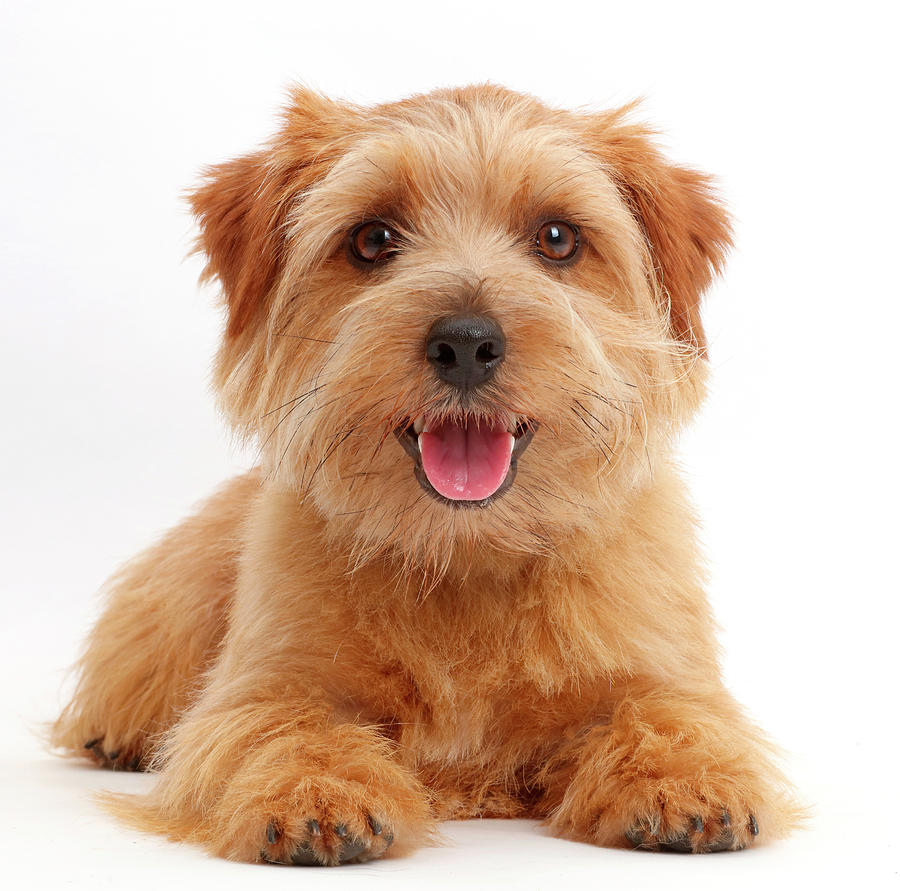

{"left": 52, "top": 84, "right": 800, "bottom": 865}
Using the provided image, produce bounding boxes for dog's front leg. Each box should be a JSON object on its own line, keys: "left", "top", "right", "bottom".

{"left": 541, "top": 682, "right": 801, "bottom": 853}
{"left": 107, "top": 664, "right": 433, "bottom": 865}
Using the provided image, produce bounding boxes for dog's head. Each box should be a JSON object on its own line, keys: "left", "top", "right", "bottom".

{"left": 192, "top": 86, "right": 730, "bottom": 571}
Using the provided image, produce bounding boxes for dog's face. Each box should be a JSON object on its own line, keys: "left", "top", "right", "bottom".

{"left": 192, "top": 86, "right": 730, "bottom": 570}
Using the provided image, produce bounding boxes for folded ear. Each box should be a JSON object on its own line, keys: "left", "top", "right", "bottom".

{"left": 583, "top": 108, "right": 733, "bottom": 354}
{"left": 189, "top": 88, "right": 358, "bottom": 340}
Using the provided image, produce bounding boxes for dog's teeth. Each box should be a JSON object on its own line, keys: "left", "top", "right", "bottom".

{"left": 413, "top": 415, "right": 425, "bottom": 435}
{"left": 417, "top": 433, "right": 423, "bottom": 453}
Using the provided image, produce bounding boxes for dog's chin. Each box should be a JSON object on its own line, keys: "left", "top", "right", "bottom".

{"left": 394, "top": 416, "right": 536, "bottom": 510}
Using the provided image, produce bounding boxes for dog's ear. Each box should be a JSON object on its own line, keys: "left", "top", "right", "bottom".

{"left": 583, "top": 109, "right": 733, "bottom": 354}
{"left": 189, "top": 88, "right": 356, "bottom": 340}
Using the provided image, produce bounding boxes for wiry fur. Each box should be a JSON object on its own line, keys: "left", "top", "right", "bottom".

{"left": 52, "top": 85, "right": 800, "bottom": 864}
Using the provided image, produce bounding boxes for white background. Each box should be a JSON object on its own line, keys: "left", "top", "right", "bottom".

{"left": 1, "top": 1, "right": 898, "bottom": 888}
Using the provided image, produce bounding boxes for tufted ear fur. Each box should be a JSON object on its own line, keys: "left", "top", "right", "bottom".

{"left": 584, "top": 109, "right": 733, "bottom": 354}
{"left": 189, "top": 88, "right": 359, "bottom": 340}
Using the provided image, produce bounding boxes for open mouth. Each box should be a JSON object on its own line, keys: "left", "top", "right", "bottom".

{"left": 394, "top": 415, "right": 536, "bottom": 508}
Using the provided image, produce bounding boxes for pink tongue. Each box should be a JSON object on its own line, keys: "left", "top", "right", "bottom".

{"left": 419, "top": 419, "right": 514, "bottom": 501}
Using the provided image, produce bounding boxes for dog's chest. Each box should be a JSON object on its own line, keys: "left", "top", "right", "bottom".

{"left": 328, "top": 577, "right": 619, "bottom": 760}
{"left": 340, "top": 646, "right": 600, "bottom": 763}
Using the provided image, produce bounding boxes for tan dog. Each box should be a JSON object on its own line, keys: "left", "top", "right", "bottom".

{"left": 52, "top": 85, "right": 800, "bottom": 865}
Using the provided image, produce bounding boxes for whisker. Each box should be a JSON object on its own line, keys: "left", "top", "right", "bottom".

{"left": 274, "top": 333, "right": 341, "bottom": 345}
{"left": 260, "top": 383, "right": 327, "bottom": 419}
{"left": 573, "top": 398, "right": 610, "bottom": 432}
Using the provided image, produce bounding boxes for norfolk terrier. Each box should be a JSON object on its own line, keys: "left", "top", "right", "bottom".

{"left": 52, "top": 85, "right": 800, "bottom": 865}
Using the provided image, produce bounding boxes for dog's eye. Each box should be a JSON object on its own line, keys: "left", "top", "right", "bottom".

{"left": 535, "top": 221, "right": 579, "bottom": 262}
{"left": 350, "top": 221, "right": 397, "bottom": 264}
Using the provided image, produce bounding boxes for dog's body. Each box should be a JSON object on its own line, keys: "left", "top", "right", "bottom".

{"left": 52, "top": 85, "right": 799, "bottom": 864}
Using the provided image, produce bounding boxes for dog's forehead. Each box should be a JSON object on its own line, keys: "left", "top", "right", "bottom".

{"left": 342, "top": 113, "right": 599, "bottom": 219}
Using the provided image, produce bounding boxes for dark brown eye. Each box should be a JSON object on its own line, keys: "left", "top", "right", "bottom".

{"left": 535, "top": 220, "right": 579, "bottom": 262}
{"left": 350, "top": 220, "right": 397, "bottom": 263}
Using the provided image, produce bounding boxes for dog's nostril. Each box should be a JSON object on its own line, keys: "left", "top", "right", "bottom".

{"left": 425, "top": 314, "right": 506, "bottom": 391}
{"left": 435, "top": 343, "right": 457, "bottom": 367}
{"left": 475, "top": 342, "right": 498, "bottom": 362}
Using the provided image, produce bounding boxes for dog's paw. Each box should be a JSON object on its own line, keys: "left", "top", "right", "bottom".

{"left": 545, "top": 693, "right": 801, "bottom": 852}
{"left": 257, "top": 781, "right": 398, "bottom": 867}
{"left": 196, "top": 727, "right": 434, "bottom": 864}
{"left": 624, "top": 807, "right": 759, "bottom": 853}
{"left": 83, "top": 736, "right": 145, "bottom": 771}
{"left": 261, "top": 812, "right": 393, "bottom": 866}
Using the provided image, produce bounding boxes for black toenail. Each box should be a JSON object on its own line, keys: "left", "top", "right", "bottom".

{"left": 335, "top": 823, "right": 348, "bottom": 838}
{"left": 84, "top": 738, "right": 101, "bottom": 750}
{"left": 749, "top": 814, "right": 759, "bottom": 836}
{"left": 307, "top": 819, "right": 321, "bottom": 836}
{"left": 107, "top": 750, "right": 120, "bottom": 760}
{"left": 128, "top": 756, "right": 140, "bottom": 770}
{"left": 368, "top": 815, "right": 382, "bottom": 835}
{"left": 722, "top": 809, "right": 731, "bottom": 827}
{"left": 266, "top": 821, "right": 280, "bottom": 844}
{"left": 692, "top": 817, "right": 704, "bottom": 832}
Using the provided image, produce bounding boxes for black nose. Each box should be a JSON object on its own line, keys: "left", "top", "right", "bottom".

{"left": 426, "top": 314, "right": 505, "bottom": 392}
